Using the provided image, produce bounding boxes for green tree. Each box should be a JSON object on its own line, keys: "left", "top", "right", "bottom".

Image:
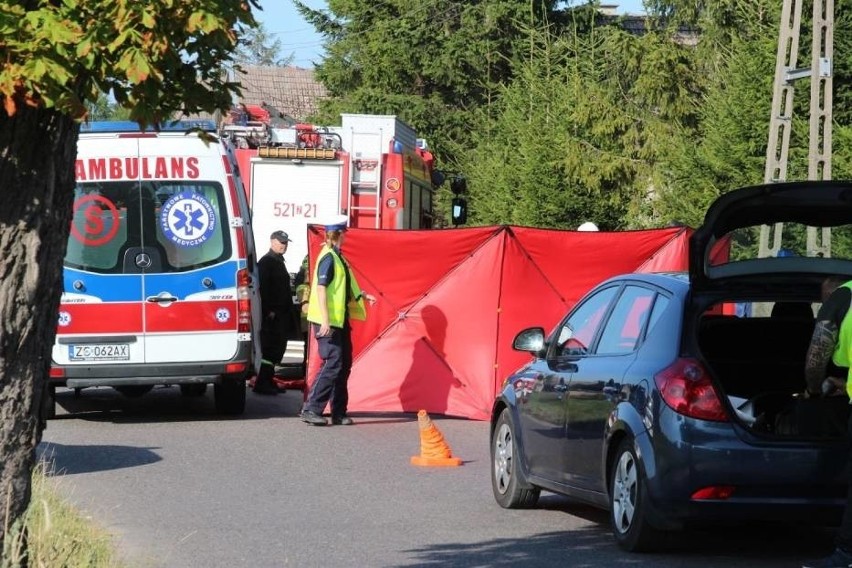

{"left": 455, "top": 14, "right": 701, "bottom": 230}
{"left": 234, "top": 20, "right": 293, "bottom": 66}
{"left": 294, "top": 0, "right": 562, "bottom": 161}
{"left": 0, "top": 0, "right": 256, "bottom": 548}
{"left": 87, "top": 92, "right": 132, "bottom": 121}
{"left": 651, "top": 0, "right": 852, "bottom": 228}
{"left": 653, "top": 2, "right": 777, "bottom": 227}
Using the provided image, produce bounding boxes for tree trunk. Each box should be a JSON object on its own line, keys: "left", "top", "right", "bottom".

{"left": 0, "top": 104, "right": 79, "bottom": 547}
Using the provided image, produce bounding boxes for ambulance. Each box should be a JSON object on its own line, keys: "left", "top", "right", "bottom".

{"left": 48, "top": 121, "right": 261, "bottom": 415}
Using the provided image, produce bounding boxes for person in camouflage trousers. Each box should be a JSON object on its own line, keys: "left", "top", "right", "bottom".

{"left": 294, "top": 254, "right": 310, "bottom": 335}
{"left": 294, "top": 254, "right": 310, "bottom": 373}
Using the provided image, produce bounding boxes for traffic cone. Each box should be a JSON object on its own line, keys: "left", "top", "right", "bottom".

{"left": 410, "top": 410, "right": 463, "bottom": 467}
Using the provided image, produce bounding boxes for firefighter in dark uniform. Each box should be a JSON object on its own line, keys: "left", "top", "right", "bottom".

{"left": 254, "top": 230, "right": 295, "bottom": 395}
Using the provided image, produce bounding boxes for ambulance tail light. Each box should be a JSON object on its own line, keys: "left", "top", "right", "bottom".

{"left": 225, "top": 362, "right": 247, "bottom": 374}
{"left": 237, "top": 268, "right": 251, "bottom": 334}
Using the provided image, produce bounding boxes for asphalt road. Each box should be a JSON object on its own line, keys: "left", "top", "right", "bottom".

{"left": 38, "top": 384, "right": 836, "bottom": 568}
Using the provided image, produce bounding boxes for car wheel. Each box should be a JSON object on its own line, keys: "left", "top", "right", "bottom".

{"left": 180, "top": 384, "right": 208, "bottom": 397}
{"left": 214, "top": 378, "right": 246, "bottom": 415}
{"left": 491, "top": 408, "right": 540, "bottom": 509}
{"left": 115, "top": 385, "right": 154, "bottom": 398}
{"left": 609, "top": 438, "right": 662, "bottom": 552}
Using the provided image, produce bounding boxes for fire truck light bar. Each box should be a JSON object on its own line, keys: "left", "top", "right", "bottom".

{"left": 258, "top": 147, "right": 337, "bottom": 160}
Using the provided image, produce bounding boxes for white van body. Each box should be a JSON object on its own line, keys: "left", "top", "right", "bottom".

{"left": 49, "top": 121, "right": 261, "bottom": 415}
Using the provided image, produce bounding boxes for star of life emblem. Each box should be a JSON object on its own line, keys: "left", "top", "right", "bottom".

{"left": 160, "top": 192, "right": 216, "bottom": 248}
{"left": 58, "top": 311, "right": 72, "bottom": 327}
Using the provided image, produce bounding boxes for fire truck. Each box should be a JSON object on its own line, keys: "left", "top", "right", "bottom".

{"left": 222, "top": 109, "right": 440, "bottom": 269}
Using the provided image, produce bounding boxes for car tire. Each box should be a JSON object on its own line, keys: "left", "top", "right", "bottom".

{"left": 491, "top": 408, "right": 540, "bottom": 509}
{"left": 180, "top": 384, "right": 208, "bottom": 397}
{"left": 214, "top": 378, "right": 246, "bottom": 415}
{"left": 609, "top": 438, "right": 662, "bottom": 552}
{"left": 115, "top": 385, "right": 154, "bottom": 398}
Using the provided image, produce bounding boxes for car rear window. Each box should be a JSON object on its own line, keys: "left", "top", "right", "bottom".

{"left": 710, "top": 222, "right": 852, "bottom": 265}
{"left": 65, "top": 181, "right": 231, "bottom": 274}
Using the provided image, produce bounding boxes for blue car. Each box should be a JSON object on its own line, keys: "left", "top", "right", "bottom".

{"left": 490, "top": 181, "right": 852, "bottom": 551}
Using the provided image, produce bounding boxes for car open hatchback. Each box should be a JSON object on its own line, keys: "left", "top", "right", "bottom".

{"left": 490, "top": 180, "right": 852, "bottom": 551}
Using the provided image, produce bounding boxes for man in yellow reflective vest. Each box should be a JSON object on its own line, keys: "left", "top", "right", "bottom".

{"left": 804, "top": 276, "right": 852, "bottom": 568}
{"left": 300, "top": 216, "right": 375, "bottom": 426}
{"left": 804, "top": 276, "right": 849, "bottom": 398}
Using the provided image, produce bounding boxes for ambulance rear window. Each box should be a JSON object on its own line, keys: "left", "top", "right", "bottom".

{"left": 65, "top": 181, "right": 231, "bottom": 274}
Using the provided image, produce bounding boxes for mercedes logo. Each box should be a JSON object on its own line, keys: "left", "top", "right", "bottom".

{"left": 135, "top": 253, "right": 152, "bottom": 269}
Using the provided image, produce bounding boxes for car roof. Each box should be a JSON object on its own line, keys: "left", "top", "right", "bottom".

{"left": 599, "top": 271, "right": 689, "bottom": 292}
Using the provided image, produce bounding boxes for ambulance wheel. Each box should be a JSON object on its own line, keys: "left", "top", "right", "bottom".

{"left": 180, "top": 384, "right": 208, "bottom": 397}
{"left": 115, "top": 385, "right": 154, "bottom": 398}
{"left": 214, "top": 378, "right": 246, "bottom": 415}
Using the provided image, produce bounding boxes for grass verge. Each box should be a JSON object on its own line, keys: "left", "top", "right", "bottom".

{"left": 3, "top": 465, "right": 121, "bottom": 568}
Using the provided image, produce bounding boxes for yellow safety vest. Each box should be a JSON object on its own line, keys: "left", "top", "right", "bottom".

{"left": 832, "top": 282, "right": 852, "bottom": 397}
{"left": 306, "top": 246, "right": 366, "bottom": 327}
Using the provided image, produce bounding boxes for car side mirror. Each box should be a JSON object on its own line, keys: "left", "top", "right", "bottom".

{"left": 513, "top": 327, "right": 546, "bottom": 356}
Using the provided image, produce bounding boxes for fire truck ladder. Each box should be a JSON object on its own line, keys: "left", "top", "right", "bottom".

{"left": 347, "top": 129, "right": 383, "bottom": 229}
{"left": 758, "top": 0, "right": 834, "bottom": 259}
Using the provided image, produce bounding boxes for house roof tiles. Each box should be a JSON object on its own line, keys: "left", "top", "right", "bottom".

{"left": 234, "top": 65, "right": 328, "bottom": 121}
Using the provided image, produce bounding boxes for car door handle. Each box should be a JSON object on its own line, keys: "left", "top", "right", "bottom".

{"left": 146, "top": 294, "right": 178, "bottom": 303}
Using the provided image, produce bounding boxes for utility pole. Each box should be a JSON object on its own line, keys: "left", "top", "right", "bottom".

{"left": 759, "top": 0, "right": 834, "bottom": 259}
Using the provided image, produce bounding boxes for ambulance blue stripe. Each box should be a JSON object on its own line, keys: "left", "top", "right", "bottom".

{"left": 63, "top": 261, "right": 241, "bottom": 302}
{"left": 145, "top": 262, "right": 240, "bottom": 298}
{"left": 62, "top": 271, "right": 142, "bottom": 302}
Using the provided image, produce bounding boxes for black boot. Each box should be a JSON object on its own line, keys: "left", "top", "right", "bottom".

{"left": 253, "top": 364, "right": 279, "bottom": 395}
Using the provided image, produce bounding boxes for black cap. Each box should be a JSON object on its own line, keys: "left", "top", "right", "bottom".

{"left": 271, "top": 230, "right": 291, "bottom": 243}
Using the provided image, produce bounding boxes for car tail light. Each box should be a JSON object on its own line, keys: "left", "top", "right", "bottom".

{"left": 49, "top": 367, "right": 65, "bottom": 378}
{"left": 237, "top": 268, "right": 251, "bottom": 334}
{"left": 691, "top": 486, "right": 736, "bottom": 500}
{"left": 225, "top": 362, "right": 247, "bottom": 374}
{"left": 654, "top": 358, "right": 729, "bottom": 422}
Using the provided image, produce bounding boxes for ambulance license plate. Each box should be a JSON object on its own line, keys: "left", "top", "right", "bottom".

{"left": 68, "top": 344, "right": 130, "bottom": 362}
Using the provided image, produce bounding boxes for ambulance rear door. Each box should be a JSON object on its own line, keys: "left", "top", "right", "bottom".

{"left": 57, "top": 135, "right": 148, "bottom": 368}
{"left": 139, "top": 135, "right": 243, "bottom": 366}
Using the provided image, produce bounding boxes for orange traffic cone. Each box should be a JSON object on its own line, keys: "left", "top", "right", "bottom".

{"left": 410, "top": 410, "right": 463, "bottom": 467}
